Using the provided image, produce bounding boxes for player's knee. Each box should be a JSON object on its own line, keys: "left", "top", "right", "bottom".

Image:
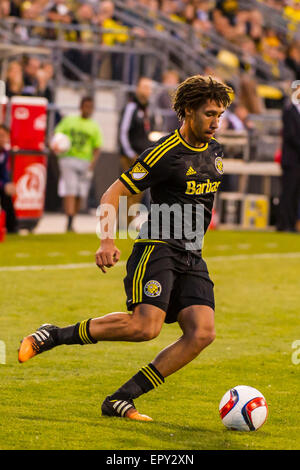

{"left": 130, "top": 321, "right": 161, "bottom": 342}
{"left": 190, "top": 327, "right": 216, "bottom": 352}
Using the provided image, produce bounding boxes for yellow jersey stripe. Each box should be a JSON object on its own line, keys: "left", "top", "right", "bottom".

{"left": 147, "top": 136, "right": 179, "bottom": 167}
{"left": 140, "top": 367, "right": 158, "bottom": 387}
{"left": 132, "top": 246, "right": 151, "bottom": 304}
{"left": 144, "top": 365, "right": 163, "bottom": 385}
{"left": 144, "top": 132, "right": 177, "bottom": 164}
{"left": 175, "top": 129, "right": 208, "bottom": 152}
{"left": 149, "top": 138, "right": 180, "bottom": 167}
{"left": 120, "top": 173, "right": 140, "bottom": 194}
{"left": 144, "top": 134, "right": 177, "bottom": 166}
{"left": 137, "top": 245, "right": 154, "bottom": 302}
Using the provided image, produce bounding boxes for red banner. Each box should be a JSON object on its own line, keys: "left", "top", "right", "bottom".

{"left": 13, "top": 154, "right": 47, "bottom": 219}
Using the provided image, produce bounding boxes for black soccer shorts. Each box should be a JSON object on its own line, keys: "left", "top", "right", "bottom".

{"left": 123, "top": 241, "right": 215, "bottom": 324}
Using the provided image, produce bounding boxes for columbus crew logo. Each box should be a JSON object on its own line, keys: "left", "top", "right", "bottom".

{"left": 215, "top": 156, "right": 224, "bottom": 175}
{"left": 144, "top": 280, "right": 162, "bottom": 298}
{"left": 130, "top": 162, "right": 148, "bottom": 180}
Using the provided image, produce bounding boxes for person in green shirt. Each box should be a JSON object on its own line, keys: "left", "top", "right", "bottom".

{"left": 52, "top": 96, "right": 103, "bottom": 232}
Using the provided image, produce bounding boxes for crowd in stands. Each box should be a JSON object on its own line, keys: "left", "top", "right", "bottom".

{"left": 0, "top": 0, "right": 299, "bottom": 85}
{"left": 0, "top": 1, "right": 299, "bottom": 232}
{"left": 5, "top": 57, "right": 54, "bottom": 102}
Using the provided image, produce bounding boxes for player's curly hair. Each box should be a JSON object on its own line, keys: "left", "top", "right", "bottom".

{"left": 172, "top": 75, "right": 233, "bottom": 121}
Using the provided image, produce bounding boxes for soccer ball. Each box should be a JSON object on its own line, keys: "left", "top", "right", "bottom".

{"left": 50, "top": 132, "right": 71, "bottom": 154}
{"left": 219, "top": 385, "right": 268, "bottom": 431}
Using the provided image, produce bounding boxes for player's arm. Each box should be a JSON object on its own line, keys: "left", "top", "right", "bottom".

{"left": 89, "top": 126, "right": 103, "bottom": 171}
{"left": 95, "top": 179, "right": 131, "bottom": 273}
{"left": 89, "top": 147, "right": 101, "bottom": 172}
{"left": 96, "top": 143, "right": 169, "bottom": 272}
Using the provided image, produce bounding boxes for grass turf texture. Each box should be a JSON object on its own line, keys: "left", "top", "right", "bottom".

{"left": 0, "top": 230, "right": 300, "bottom": 450}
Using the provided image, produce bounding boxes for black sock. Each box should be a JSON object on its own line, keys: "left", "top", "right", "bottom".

{"left": 54, "top": 319, "right": 97, "bottom": 345}
{"left": 67, "top": 215, "right": 73, "bottom": 231}
{"left": 108, "top": 363, "right": 165, "bottom": 401}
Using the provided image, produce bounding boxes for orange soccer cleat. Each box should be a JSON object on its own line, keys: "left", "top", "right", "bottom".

{"left": 18, "top": 324, "right": 58, "bottom": 363}
{"left": 101, "top": 397, "right": 153, "bottom": 421}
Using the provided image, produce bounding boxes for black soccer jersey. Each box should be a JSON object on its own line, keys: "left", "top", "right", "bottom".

{"left": 119, "top": 129, "right": 224, "bottom": 256}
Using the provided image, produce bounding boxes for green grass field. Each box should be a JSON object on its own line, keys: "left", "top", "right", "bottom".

{"left": 0, "top": 230, "right": 300, "bottom": 450}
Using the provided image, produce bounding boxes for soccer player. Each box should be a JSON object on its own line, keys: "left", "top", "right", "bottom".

{"left": 0, "top": 124, "right": 17, "bottom": 233}
{"left": 52, "top": 96, "right": 103, "bottom": 232}
{"left": 19, "top": 75, "right": 232, "bottom": 422}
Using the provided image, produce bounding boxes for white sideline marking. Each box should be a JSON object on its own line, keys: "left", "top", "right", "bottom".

{"left": 0, "top": 262, "right": 97, "bottom": 272}
{"left": 1, "top": 252, "right": 300, "bottom": 273}
{"left": 207, "top": 252, "right": 300, "bottom": 262}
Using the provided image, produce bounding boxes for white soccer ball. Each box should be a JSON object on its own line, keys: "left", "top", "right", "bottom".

{"left": 50, "top": 132, "right": 71, "bottom": 154}
{"left": 219, "top": 385, "right": 268, "bottom": 431}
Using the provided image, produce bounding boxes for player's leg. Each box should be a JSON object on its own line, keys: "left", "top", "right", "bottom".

{"left": 63, "top": 195, "right": 76, "bottom": 231}
{"left": 18, "top": 303, "right": 166, "bottom": 421}
{"left": 151, "top": 304, "right": 215, "bottom": 377}
{"left": 89, "top": 303, "right": 165, "bottom": 342}
{"left": 100, "top": 243, "right": 174, "bottom": 420}
{"left": 101, "top": 304, "right": 215, "bottom": 421}
{"left": 58, "top": 157, "right": 79, "bottom": 231}
{"left": 102, "top": 266, "right": 216, "bottom": 419}
{"left": 18, "top": 303, "right": 165, "bottom": 363}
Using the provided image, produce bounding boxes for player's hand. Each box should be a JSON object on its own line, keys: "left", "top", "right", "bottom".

{"left": 4, "top": 182, "right": 16, "bottom": 196}
{"left": 95, "top": 241, "right": 121, "bottom": 273}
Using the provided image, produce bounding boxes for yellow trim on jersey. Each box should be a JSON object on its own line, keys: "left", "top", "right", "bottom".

{"left": 120, "top": 173, "right": 140, "bottom": 194}
{"left": 132, "top": 245, "right": 152, "bottom": 304}
{"left": 149, "top": 138, "right": 180, "bottom": 167}
{"left": 144, "top": 132, "right": 177, "bottom": 165}
{"left": 175, "top": 129, "right": 208, "bottom": 152}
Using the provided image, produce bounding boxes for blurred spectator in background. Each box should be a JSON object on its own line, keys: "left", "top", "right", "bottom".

{"left": 5, "top": 58, "right": 54, "bottom": 101}
{"left": 156, "top": 69, "right": 180, "bottom": 133}
{"left": 192, "top": 0, "right": 213, "bottom": 33}
{"left": 277, "top": 85, "right": 300, "bottom": 232}
{"left": 98, "top": 0, "right": 129, "bottom": 80}
{"left": 36, "top": 61, "right": 54, "bottom": 102}
{"left": 0, "top": 124, "right": 17, "bottom": 233}
{"left": 72, "top": 3, "right": 96, "bottom": 75}
{"left": 119, "top": 76, "right": 154, "bottom": 216}
{"left": 219, "top": 103, "right": 254, "bottom": 132}
{"left": 212, "top": 0, "right": 263, "bottom": 42}
{"left": 285, "top": 41, "right": 300, "bottom": 80}
{"left": 119, "top": 76, "right": 153, "bottom": 168}
{"left": 9, "top": 0, "right": 21, "bottom": 17}
{"left": 284, "top": 0, "right": 300, "bottom": 30}
{"left": 238, "top": 75, "right": 264, "bottom": 114}
{"left": 52, "top": 96, "right": 103, "bottom": 232}
{"left": 22, "top": 56, "right": 40, "bottom": 96}
{"left": 45, "top": 0, "right": 76, "bottom": 41}
{"left": 5, "top": 61, "right": 24, "bottom": 97}
{"left": 238, "top": 36, "right": 259, "bottom": 76}
{"left": 0, "top": 0, "right": 11, "bottom": 18}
